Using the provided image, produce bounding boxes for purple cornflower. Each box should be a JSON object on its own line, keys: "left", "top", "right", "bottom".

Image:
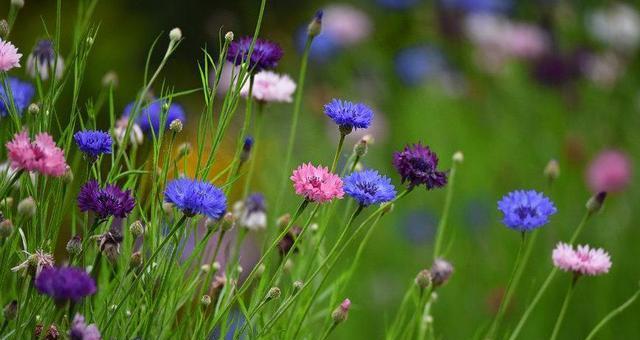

{"left": 0, "top": 77, "right": 35, "bottom": 117}
{"left": 343, "top": 169, "right": 396, "bottom": 206}
{"left": 35, "top": 266, "right": 96, "bottom": 303}
{"left": 498, "top": 190, "right": 557, "bottom": 231}
{"left": 227, "top": 36, "right": 283, "bottom": 73}
{"left": 74, "top": 130, "right": 113, "bottom": 159}
{"left": 122, "top": 99, "right": 186, "bottom": 134}
{"left": 26, "top": 39, "right": 64, "bottom": 80}
{"left": 70, "top": 314, "right": 101, "bottom": 340}
{"left": 323, "top": 99, "right": 373, "bottom": 134}
{"left": 77, "top": 180, "right": 135, "bottom": 219}
{"left": 164, "top": 178, "right": 227, "bottom": 219}
{"left": 393, "top": 143, "right": 448, "bottom": 190}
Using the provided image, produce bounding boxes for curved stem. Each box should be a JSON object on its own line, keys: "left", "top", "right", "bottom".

{"left": 432, "top": 160, "right": 458, "bottom": 259}
{"left": 585, "top": 286, "right": 640, "bottom": 340}
{"left": 550, "top": 277, "right": 577, "bottom": 340}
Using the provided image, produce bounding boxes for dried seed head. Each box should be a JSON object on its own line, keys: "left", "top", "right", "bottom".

{"left": 201, "top": 295, "right": 212, "bottom": 307}
{"left": 130, "top": 251, "right": 143, "bottom": 269}
{"left": 129, "top": 220, "right": 144, "bottom": 238}
{"left": 65, "top": 235, "right": 82, "bottom": 256}
{"left": 102, "top": 71, "right": 119, "bottom": 88}
{"left": 415, "top": 269, "right": 431, "bottom": 290}
{"left": 267, "top": 287, "right": 281, "bottom": 300}
{"left": 293, "top": 280, "right": 304, "bottom": 291}
{"left": 169, "top": 119, "right": 183, "bottom": 133}
{"left": 277, "top": 213, "right": 291, "bottom": 228}
{"left": 28, "top": 103, "right": 40, "bottom": 115}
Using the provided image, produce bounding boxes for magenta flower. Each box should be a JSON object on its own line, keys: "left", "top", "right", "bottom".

{"left": 290, "top": 163, "right": 344, "bottom": 203}
{"left": 5, "top": 130, "right": 69, "bottom": 177}
{"left": 0, "top": 39, "right": 22, "bottom": 71}
{"left": 552, "top": 243, "right": 612, "bottom": 276}
{"left": 586, "top": 149, "right": 632, "bottom": 193}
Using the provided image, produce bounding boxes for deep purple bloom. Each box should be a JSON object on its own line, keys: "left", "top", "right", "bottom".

{"left": 323, "top": 99, "right": 374, "bottom": 134}
{"left": 70, "top": 314, "right": 101, "bottom": 340}
{"left": 74, "top": 130, "right": 113, "bottom": 158}
{"left": 35, "top": 266, "right": 96, "bottom": 302}
{"left": 77, "top": 180, "right": 135, "bottom": 219}
{"left": 343, "top": 169, "right": 396, "bottom": 206}
{"left": 393, "top": 143, "right": 448, "bottom": 189}
{"left": 122, "top": 99, "right": 186, "bottom": 134}
{"left": 498, "top": 190, "right": 557, "bottom": 231}
{"left": 164, "top": 178, "right": 227, "bottom": 219}
{"left": 227, "top": 36, "right": 283, "bottom": 73}
{"left": 0, "top": 77, "right": 35, "bottom": 117}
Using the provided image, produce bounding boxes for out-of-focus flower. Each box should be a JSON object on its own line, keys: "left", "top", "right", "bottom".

{"left": 227, "top": 36, "right": 283, "bottom": 73}
{"left": 376, "top": 0, "right": 420, "bottom": 10}
{"left": 343, "top": 169, "right": 396, "bottom": 206}
{"left": 26, "top": 39, "right": 64, "bottom": 80}
{"left": 430, "top": 258, "right": 454, "bottom": 287}
{"left": 113, "top": 117, "right": 144, "bottom": 146}
{"left": 582, "top": 52, "right": 623, "bottom": 89}
{"left": 241, "top": 71, "right": 296, "bottom": 103}
{"left": 278, "top": 225, "right": 302, "bottom": 256}
{"left": 0, "top": 77, "right": 35, "bottom": 117}
{"left": 587, "top": 3, "right": 640, "bottom": 53}
{"left": 122, "top": 99, "right": 186, "bottom": 134}
{"left": 394, "top": 45, "right": 448, "bottom": 86}
{"left": 35, "top": 266, "right": 96, "bottom": 302}
{"left": 324, "top": 99, "right": 373, "bottom": 134}
{"left": 0, "top": 38, "right": 21, "bottom": 71}
{"left": 233, "top": 193, "right": 267, "bottom": 231}
{"left": 77, "top": 180, "right": 135, "bottom": 219}
{"left": 393, "top": 143, "right": 447, "bottom": 190}
{"left": 532, "top": 52, "right": 583, "bottom": 87}
{"left": 291, "top": 163, "right": 344, "bottom": 203}
{"left": 552, "top": 243, "right": 611, "bottom": 276}
{"left": 164, "top": 178, "right": 227, "bottom": 219}
{"left": 6, "top": 130, "right": 69, "bottom": 177}
{"left": 497, "top": 190, "right": 557, "bottom": 231}
{"left": 69, "top": 314, "right": 101, "bottom": 340}
{"left": 440, "top": 0, "right": 512, "bottom": 14}
{"left": 74, "top": 130, "right": 113, "bottom": 159}
{"left": 586, "top": 149, "right": 632, "bottom": 193}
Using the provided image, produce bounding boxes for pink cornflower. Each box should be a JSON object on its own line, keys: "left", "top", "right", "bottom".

{"left": 552, "top": 242, "right": 611, "bottom": 276}
{"left": 586, "top": 149, "right": 632, "bottom": 193}
{"left": 241, "top": 71, "right": 296, "bottom": 103}
{"left": 0, "top": 39, "right": 22, "bottom": 71}
{"left": 290, "top": 163, "right": 344, "bottom": 203}
{"left": 6, "top": 130, "right": 69, "bottom": 177}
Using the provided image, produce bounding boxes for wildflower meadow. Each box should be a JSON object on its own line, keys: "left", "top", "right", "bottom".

{"left": 0, "top": 0, "right": 638, "bottom": 339}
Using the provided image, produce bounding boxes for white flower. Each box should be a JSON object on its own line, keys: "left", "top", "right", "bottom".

{"left": 241, "top": 71, "right": 296, "bottom": 103}
{"left": 588, "top": 3, "right": 640, "bottom": 52}
{"left": 113, "top": 117, "right": 144, "bottom": 146}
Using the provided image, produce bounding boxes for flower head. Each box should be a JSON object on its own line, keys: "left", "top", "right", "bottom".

{"left": 430, "top": 258, "right": 454, "bottom": 287}
{"left": 233, "top": 193, "right": 267, "bottom": 230}
{"left": 241, "top": 71, "right": 296, "bottom": 103}
{"left": 392, "top": 143, "right": 447, "bottom": 189}
{"left": 164, "top": 178, "right": 227, "bottom": 219}
{"left": 227, "top": 36, "right": 283, "bottom": 72}
{"left": 77, "top": 180, "right": 135, "bottom": 219}
{"left": 35, "top": 266, "right": 96, "bottom": 302}
{"left": 0, "top": 77, "right": 35, "bottom": 117}
{"left": 11, "top": 249, "right": 54, "bottom": 276}
{"left": 26, "top": 39, "right": 64, "bottom": 80}
{"left": 122, "top": 99, "right": 186, "bottom": 134}
{"left": 6, "top": 130, "right": 69, "bottom": 177}
{"left": 113, "top": 117, "right": 143, "bottom": 146}
{"left": 74, "top": 130, "right": 113, "bottom": 159}
{"left": 343, "top": 170, "right": 396, "bottom": 206}
{"left": 324, "top": 99, "right": 373, "bottom": 134}
{"left": 497, "top": 190, "right": 557, "bottom": 231}
{"left": 586, "top": 150, "right": 632, "bottom": 193}
{"left": 69, "top": 314, "right": 101, "bottom": 340}
{"left": 290, "top": 163, "right": 344, "bottom": 203}
{"left": 552, "top": 243, "right": 612, "bottom": 276}
{"left": 0, "top": 38, "right": 21, "bottom": 71}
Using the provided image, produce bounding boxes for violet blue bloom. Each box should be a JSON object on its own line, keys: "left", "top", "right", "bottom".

{"left": 164, "top": 178, "right": 227, "bottom": 219}
{"left": 497, "top": 190, "right": 557, "bottom": 231}
{"left": 0, "top": 77, "right": 35, "bottom": 117}
{"left": 343, "top": 169, "right": 396, "bottom": 206}
{"left": 122, "top": 99, "right": 186, "bottom": 134}
{"left": 74, "top": 130, "right": 113, "bottom": 158}
{"left": 35, "top": 266, "right": 96, "bottom": 302}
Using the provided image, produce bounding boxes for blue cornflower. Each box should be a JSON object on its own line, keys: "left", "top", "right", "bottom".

{"left": 164, "top": 178, "right": 227, "bottom": 219}
{"left": 440, "top": 0, "right": 512, "bottom": 14}
{"left": 376, "top": 0, "right": 421, "bottom": 10}
{"left": 122, "top": 99, "right": 186, "bottom": 134}
{"left": 343, "top": 169, "right": 396, "bottom": 206}
{"left": 394, "top": 45, "right": 447, "bottom": 86}
{"left": 74, "top": 130, "right": 113, "bottom": 158}
{"left": 323, "top": 99, "right": 373, "bottom": 134}
{"left": 295, "top": 26, "right": 341, "bottom": 62}
{"left": 0, "top": 77, "right": 35, "bottom": 117}
{"left": 497, "top": 190, "right": 557, "bottom": 231}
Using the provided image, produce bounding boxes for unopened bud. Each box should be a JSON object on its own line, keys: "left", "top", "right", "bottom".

{"left": 212, "top": 261, "right": 221, "bottom": 272}
{"left": 331, "top": 298, "right": 350, "bottom": 324}
{"left": 3, "top": 300, "right": 17, "bottom": 320}
{"left": 200, "top": 264, "right": 210, "bottom": 273}
{"left": 169, "top": 27, "right": 182, "bottom": 41}
{"left": 28, "top": 103, "right": 40, "bottom": 115}
{"left": 102, "top": 71, "right": 118, "bottom": 88}
{"left": 10, "top": 0, "right": 24, "bottom": 9}
{"left": 354, "top": 135, "right": 372, "bottom": 157}
{"left": 266, "top": 287, "right": 281, "bottom": 300}
{"left": 162, "top": 102, "right": 170, "bottom": 112}
{"left": 544, "top": 159, "right": 560, "bottom": 182}
{"left": 35, "top": 323, "right": 59, "bottom": 340}
{"left": 17, "top": 197, "right": 35, "bottom": 217}
{"left": 415, "top": 269, "right": 431, "bottom": 289}
{"left": 0, "top": 219, "right": 13, "bottom": 238}
{"left": 307, "top": 10, "right": 323, "bottom": 38}
{"left": 169, "top": 119, "right": 183, "bottom": 133}
{"left": 221, "top": 212, "right": 236, "bottom": 231}
{"left": 309, "top": 223, "right": 319, "bottom": 233}
{"left": 240, "top": 137, "right": 254, "bottom": 163}
{"left": 201, "top": 295, "right": 212, "bottom": 307}
{"left": 452, "top": 151, "right": 464, "bottom": 164}
{"left": 430, "top": 258, "right": 453, "bottom": 287}
{"left": 65, "top": 235, "right": 82, "bottom": 256}
{"left": 225, "top": 31, "right": 234, "bottom": 42}
{"left": 129, "top": 220, "right": 144, "bottom": 237}
{"left": 236, "top": 265, "right": 243, "bottom": 274}
{"left": 277, "top": 213, "right": 291, "bottom": 228}
{"left": 586, "top": 192, "right": 607, "bottom": 215}
{"left": 177, "top": 143, "right": 191, "bottom": 158}
{"left": 130, "top": 251, "right": 143, "bottom": 269}
{"left": 0, "top": 20, "right": 9, "bottom": 39}
{"left": 293, "top": 280, "right": 304, "bottom": 291}
{"left": 353, "top": 162, "right": 363, "bottom": 171}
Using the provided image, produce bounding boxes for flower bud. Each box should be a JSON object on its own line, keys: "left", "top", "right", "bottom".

{"left": 240, "top": 136, "right": 254, "bottom": 163}
{"left": 17, "top": 196, "right": 36, "bottom": 217}
{"left": 201, "top": 295, "right": 212, "bottom": 307}
{"left": 354, "top": 135, "right": 372, "bottom": 157}
{"left": 102, "top": 71, "right": 119, "bottom": 88}
{"left": 277, "top": 213, "right": 291, "bottom": 228}
{"left": 430, "top": 258, "right": 453, "bottom": 287}
{"left": 331, "top": 298, "right": 350, "bottom": 324}
{"left": 10, "top": 0, "right": 24, "bottom": 9}
{"left": 130, "top": 251, "right": 143, "bottom": 269}
{"left": 169, "top": 27, "right": 182, "bottom": 41}
{"left": 65, "top": 235, "right": 82, "bottom": 256}
{"left": 0, "top": 219, "right": 13, "bottom": 239}
{"left": 544, "top": 159, "right": 560, "bottom": 182}
{"left": 0, "top": 20, "right": 9, "bottom": 39}
{"left": 169, "top": 119, "right": 183, "bottom": 133}
{"left": 221, "top": 212, "right": 236, "bottom": 231}
{"left": 415, "top": 269, "right": 431, "bottom": 290}
{"left": 3, "top": 300, "right": 17, "bottom": 320}
{"left": 200, "top": 264, "right": 210, "bottom": 273}
{"left": 293, "top": 280, "right": 304, "bottom": 291}
{"left": 452, "top": 151, "right": 464, "bottom": 164}
{"left": 225, "top": 31, "right": 234, "bottom": 42}
{"left": 236, "top": 265, "right": 243, "bottom": 274}
{"left": 212, "top": 261, "right": 221, "bottom": 272}
{"left": 266, "top": 287, "right": 281, "bottom": 300}
{"left": 586, "top": 192, "right": 607, "bottom": 215}
{"left": 28, "top": 103, "right": 40, "bottom": 115}
{"left": 307, "top": 10, "right": 323, "bottom": 38}
{"left": 35, "top": 323, "right": 59, "bottom": 340}
{"left": 129, "top": 220, "right": 144, "bottom": 237}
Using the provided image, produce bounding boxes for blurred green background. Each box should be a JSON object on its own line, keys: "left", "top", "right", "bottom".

{"left": 5, "top": 0, "right": 639, "bottom": 339}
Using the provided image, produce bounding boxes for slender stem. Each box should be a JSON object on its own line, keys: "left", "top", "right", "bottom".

{"left": 432, "top": 160, "right": 458, "bottom": 259}
{"left": 330, "top": 133, "right": 346, "bottom": 173}
{"left": 549, "top": 277, "right": 577, "bottom": 340}
{"left": 417, "top": 287, "right": 435, "bottom": 340}
{"left": 319, "top": 323, "right": 338, "bottom": 340}
{"left": 585, "top": 286, "right": 640, "bottom": 340}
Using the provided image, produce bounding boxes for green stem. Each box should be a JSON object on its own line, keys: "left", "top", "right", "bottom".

{"left": 432, "top": 160, "right": 458, "bottom": 259}
{"left": 417, "top": 287, "right": 435, "bottom": 340}
{"left": 330, "top": 133, "right": 346, "bottom": 173}
{"left": 549, "top": 277, "right": 577, "bottom": 340}
{"left": 318, "top": 323, "right": 338, "bottom": 340}
{"left": 585, "top": 285, "right": 640, "bottom": 340}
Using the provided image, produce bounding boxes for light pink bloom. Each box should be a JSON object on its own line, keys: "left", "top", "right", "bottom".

{"left": 0, "top": 39, "right": 22, "bottom": 71}
{"left": 586, "top": 149, "right": 632, "bottom": 193}
{"left": 290, "top": 163, "right": 344, "bottom": 203}
{"left": 241, "top": 71, "right": 296, "bottom": 103}
{"left": 323, "top": 5, "right": 372, "bottom": 46}
{"left": 552, "top": 242, "right": 612, "bottom": 276}
{"left": 6, "top": 130, "right": 69, "bottom": 177}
